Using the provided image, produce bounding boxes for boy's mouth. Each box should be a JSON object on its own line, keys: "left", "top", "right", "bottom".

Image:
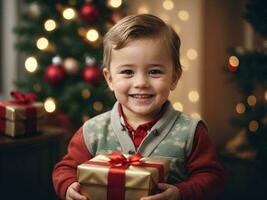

{"left": 129, "top": 94, "right": 154, "bottom": 99}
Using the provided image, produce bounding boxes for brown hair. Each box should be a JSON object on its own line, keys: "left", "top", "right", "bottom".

{"left": 103, "top": 14, "right": 182, "bottom": 79}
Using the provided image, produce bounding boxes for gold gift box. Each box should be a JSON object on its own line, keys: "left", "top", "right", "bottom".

{"left": 77, "top": 153, "right": 170, "bottom": 200}
{"left": 0, "top": 118, "right": 45, "bottom": 137}
{"left": 0, "top": 102, "right": 47, "bottom": 137}
{"left": 0, "top": 102, "right": 46, "bottom": 120}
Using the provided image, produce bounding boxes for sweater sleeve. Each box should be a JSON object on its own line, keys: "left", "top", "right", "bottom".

{"left": 175, "top": 122, "right": 226, "bottom": 200}
{"left": 52, "top": 127, "right": 92, "bottom": 200}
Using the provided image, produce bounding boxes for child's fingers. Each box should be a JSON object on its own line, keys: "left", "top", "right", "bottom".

{"left": 157, "top": 183, "right": 172, "bottom": 190}
{"left": 72, "top": 182, "right": 81, "bottom": 191}
{"left": 67, "top": 182, "right": 87, "bottom": 200}
{"left": 68, "top": 187, "right": 87, "bottom": 200}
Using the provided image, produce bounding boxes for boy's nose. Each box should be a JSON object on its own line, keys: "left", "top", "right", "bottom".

{"left": 133, "top": 74, "right": 149, "bottom": 88}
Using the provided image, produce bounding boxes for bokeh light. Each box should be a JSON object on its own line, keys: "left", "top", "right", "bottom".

{"left": 188, "top": 90, "right": 199, "bottom": 103}
{"left": 173, "top": 102, "right": 183, "bottom": 111}
{"left": 44, "top": 19, "right": 56, "bottom": 31}
{"left": 63, "top": 8, "right": 76, "bottom": 20}
{"left": 36, "top": 37, "right": 49, "bottom": 50}
{"left": 25, "top": 56, "right": 38, "bottom": 73}
{"left": 86, "top": 29, "right": 99, "bottom": 42}
{"left": 44, "top": 97, "right": 56, "bottom": 113}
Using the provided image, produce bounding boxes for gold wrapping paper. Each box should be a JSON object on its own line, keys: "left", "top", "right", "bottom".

{"left": 0, "top": 102, "right": 46, "bottom": 121}
{"left": 0, "top": 118, "right": 46, "bottom": 137}
{"left": 77, "top": 154, "right": 170, "bottom": 200}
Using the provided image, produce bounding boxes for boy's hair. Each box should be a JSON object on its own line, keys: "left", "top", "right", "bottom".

{"left": 103, "top": 14, "right": 182, "bottom": 79}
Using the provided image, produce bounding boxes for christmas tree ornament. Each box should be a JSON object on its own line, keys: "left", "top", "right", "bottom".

{"left": 44, "top": 56, "right": 65, "bottom": 85}
{"left": 80, "top": 2, "right": 100, "bottom": 23}
{"left": 64, "top": 57, "right": 80, "bottom": 75}
{"left": 82, "top": 56, "right": 102, "bottom": 85}
{"left": 14, "top": 0, "right": 124, "bottom": 127}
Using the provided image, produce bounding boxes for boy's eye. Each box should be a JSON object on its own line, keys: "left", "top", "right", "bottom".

{"left": 121, "top": 69, "right": 134, "bottom": 75}
{"left": 149, "top": 69, "right": 163, "bottom": 74}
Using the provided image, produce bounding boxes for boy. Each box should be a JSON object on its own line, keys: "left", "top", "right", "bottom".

{"left": 53, "top": 14, "right": 225, "bottom": 200}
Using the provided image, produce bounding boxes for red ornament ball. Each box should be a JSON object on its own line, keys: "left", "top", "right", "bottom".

{"left": 83, "top": 65, "right": 102, "bottom": 85}
{"left": 80, "top": 3, "right": 100, "bottom": 23}
{"left": 44, "top": 64, "right": 65, "bottom": 85}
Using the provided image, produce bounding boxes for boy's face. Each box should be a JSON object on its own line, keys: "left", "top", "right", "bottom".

{"left": 103, "top": 38, "right": 178, "bottom": 120}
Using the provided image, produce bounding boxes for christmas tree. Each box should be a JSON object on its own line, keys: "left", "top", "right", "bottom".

{"left": 14, "top": 0, "right": 126, "bottom": 128}
{"left": 226, "top": 0, "right": 267, "bottom": 165}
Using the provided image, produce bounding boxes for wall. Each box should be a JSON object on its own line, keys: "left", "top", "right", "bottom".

{"left": 0, "top": 0, "right": 18, "bottom": 100}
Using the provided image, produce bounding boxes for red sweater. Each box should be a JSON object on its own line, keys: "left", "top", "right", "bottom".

{"left": 53, "top": 123, "right": 225, "bottom": 200}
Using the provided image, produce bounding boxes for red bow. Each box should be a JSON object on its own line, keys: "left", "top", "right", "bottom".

{"left": 108, "top": 151, "right": 143, "bottom": 167}
{"left": 10, "top": 91, "right": 37, "bottom": 104}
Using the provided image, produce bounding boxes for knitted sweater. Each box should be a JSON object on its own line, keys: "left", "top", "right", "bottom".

{"left": 53, "top": 102, "right": 225, "bottom": 199}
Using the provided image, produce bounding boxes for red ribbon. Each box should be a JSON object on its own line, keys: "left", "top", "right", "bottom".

{"left": 85, "top": 151, "right": 164, "bottom": 200}
{"left": 10, "top": 91, "right": 37, "bottom": 104}
{"left": 0, "top": 91, "right": 37, "bottom": 134}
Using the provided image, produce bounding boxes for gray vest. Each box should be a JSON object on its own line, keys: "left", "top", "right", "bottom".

{"left": 83, "top": 101, "right": 202, "bottom": 183}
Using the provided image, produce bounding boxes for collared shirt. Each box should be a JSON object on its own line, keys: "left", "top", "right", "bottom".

{"left": 118, "top": 103, "right": 167, "bottom": 148}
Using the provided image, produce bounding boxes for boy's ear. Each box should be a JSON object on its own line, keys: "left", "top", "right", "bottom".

{"left": 170, "top": 72, "right": 179, "bottom": 91}
{"left": 103, "top": 68, "right": 114, "bottom": 91}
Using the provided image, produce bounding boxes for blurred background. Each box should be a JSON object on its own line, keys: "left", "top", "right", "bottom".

{"left": 0, "top": 0, "right": 266, "bottom": 199}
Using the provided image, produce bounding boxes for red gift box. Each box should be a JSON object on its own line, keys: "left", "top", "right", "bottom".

{"left": 0, "top": 91, "right": 47, "bottom": 137}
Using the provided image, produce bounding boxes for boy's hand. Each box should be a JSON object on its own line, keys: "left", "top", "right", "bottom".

{"left": 66, "top": 182, "right": 88, "bottom": 200}
{"left": 140, "top": 183, "right": 181, "bottom": 200}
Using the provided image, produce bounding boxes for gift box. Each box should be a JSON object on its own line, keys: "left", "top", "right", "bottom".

{"left": 78, "top": 151, "right": 170, "bottom": 200}
{"left": 0, "top": 91, "right": 47, "bottom": 137}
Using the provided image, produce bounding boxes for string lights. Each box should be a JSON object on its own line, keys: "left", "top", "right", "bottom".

{"left": 62, "top": 7, "right": 76, "bottom": 20}
{"left": 44, "top": 97, "right": 56, "bottom": 113}
{"left": 44, "top": 19, "right": 57, "bottom": 31}
{"left": 36, "top": 37, "right": 49, "bottom": 50}
{"left": 25, "top": 56, "right": 38, "bottom": 73}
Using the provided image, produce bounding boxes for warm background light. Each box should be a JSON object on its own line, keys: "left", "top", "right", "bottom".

{"left": 36, "top": 37, "right": 49, "bottom": 50}
{"left": 191, "top": 112, "right": 201, "bottom": 119}
{"left": 249, "top": 120, "right": 259, "bottom": 132}
{"left": 63, "top": 8, "right": 76, "bottom": 20}
{"left": 93, "top": 101, "right": 103, "bottom": 112}
{"left": 86, "top": 29, "right": 99, "bottom": 42}
{"left": 173, "top": 102, "right": 183, "bottom": 111}
{"left": 178, "top": 10, "right": 190, "bottom": 21}
{"left": 81, "top": 89, "right": 91, "bottom": 99}
{"left": 138, "top": 6, "right": 149, "bottom": 14}
{"left": 44, "top": 97, "right": 56, "bottom": 113}
{"left": 25, "top": 56, "right": 38, "bottom": 73}
{"left": 188, "top": 91, "right": 199, "bottom": 102}
{"left": 247, "top": 95, "right": 256, "bottom": 106}
{"left": 229, "top": 56, "right": 239, "bottom": 67}
{"left": 108, "top": 0, "right": 122, "bottom": 8}
{"left": 162, "top": 0, "right": 174, "bottom": 10}
{"left": 44, "top": 19, "right": 56, "bottom": 31}
{"left": 236, "top": 103, "right": 246, "bottom": 114}
{"left": 187, "top": 49, "right": 198, "bottom": 60}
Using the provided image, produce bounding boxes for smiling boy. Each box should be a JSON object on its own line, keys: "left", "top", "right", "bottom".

{"left": 53, "top": 14, "right": 225, "bottom": 200}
